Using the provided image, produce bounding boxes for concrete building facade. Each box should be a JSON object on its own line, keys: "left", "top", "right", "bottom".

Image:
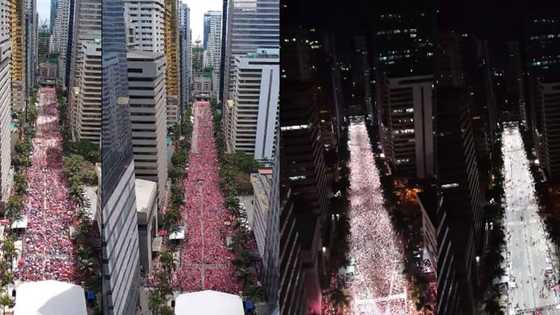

{"left": 127, "top": 50, "right": 168, "bottom": 208}
{"left": 0, "top": 0, "right": 12, "bottom": 204}
{"left": 225, "top": 48, "right": 278, "bottom": 162}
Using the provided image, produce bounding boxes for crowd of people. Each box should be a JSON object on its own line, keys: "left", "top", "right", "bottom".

{"left": 502, "top": 125, "right": 560, "bottom": 313}
{"left": 173, "top": 102, "right": 240, "bottom": 293}
{"left": 345, "top": 121, "right": 414, "bottom": 314}
{"left": 16, "top": 87, "right": 78, "bottom": 282}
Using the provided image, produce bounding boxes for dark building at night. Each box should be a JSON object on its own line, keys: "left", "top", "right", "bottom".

{"left": 526, "top": 16, "right": 560, "bottom": 182}
{"left": 374, "top": 11, "right": 435, "bottom": 180}
{"left": 435, "top": 30, "right": 485, "bottom": 315}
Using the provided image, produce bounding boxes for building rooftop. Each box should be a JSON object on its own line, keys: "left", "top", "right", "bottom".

{"left": 135, "top": 178, "right": 157, "bottom": 214}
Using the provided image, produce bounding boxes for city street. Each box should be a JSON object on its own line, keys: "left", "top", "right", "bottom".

{"left": 173, "top": 101, "right": 240, "bottom": 293}
{"left": 502, "top": 123, "right": 560, "bottom": 314}
{"left": 17, "top": 87, "right": 78, "bottom": 282}
{"left": 345, "top": 118, "right": 414, "bottom": 314}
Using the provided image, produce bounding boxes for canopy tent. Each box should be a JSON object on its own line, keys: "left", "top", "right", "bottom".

{"left": 169, "top": 225, "right": 185, "bottom": 240}
{"left": 175, "top": 290, "right": 244, "bottom": 315}
{"left": 14, "top": 280, "right": 87, "bottom": 315}
{"left": 11, "top": 216, "right": 28, "bottom": 230}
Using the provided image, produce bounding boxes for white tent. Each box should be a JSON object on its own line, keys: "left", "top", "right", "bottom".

{"left": 175, "top": 290, "right": 244, "bottom": 315}
{"left": 11, "top": 216, "right": 28, "bottom": 230}
{"left": 14, "top": 280, "right": 87, "bottom": 315}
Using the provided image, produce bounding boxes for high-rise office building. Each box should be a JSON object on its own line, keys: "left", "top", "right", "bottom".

{"left": 504, "top": 41, "right": 526, "bottom": 122}
{"left": 527, "top": 16, "right": 560, "bottom": 182}
{"left": 224, "top": 48, "right": 279, "bottom": 162}
{"left": 204, "top": 10, "right": 222, "bottom": 100}
{"left": 263, "top": 129, "right": 280, "bottom": 312}
{"left": 0, "top": 0, "right": 12, "bottom": 204}
{"left": 11, "top": 0, "right": 26, "bottom": 112}
{"left": 127, "top": 50, "right": 168, "bottom": 209}
{"left": 68, "top": 0, "right": 102, "bottom": 142}
{"left": 50, "top": 0, "right": 58, "bottom": 32}
{"left": 25, "top": 0, "right": 38, "bottom": 94}
{"left": 75, "top": 41, "right": 102, "bottom": 142}
{"left": 377, "top": 74, "right": 434, "bottom": 178}
{"left": 124, "top": 0, "right": 165, "bottom": 52}
{"left": 101, "top": 0, "right": 141, "bottom": 313}
{"left": 435, "top": 30, "right": 485, "bottom": 315}
{"left": 38, "top": 22, "right": 50, "bottom": 64}
{"left": 163, "top": 0, "right": 180, "bottom": 128}
{"left": 374, "top": 12, "right": 434, "bottom": 180}
{"left": 53, "top": 0, "right": 70, "bottom": 85}
{"left": 203, "top": 13, "right": 210, "bottom": 49}
{"left": 179, "top": 3, "right": 191, "bottom": 111}
{"left": 537, "top": 81, "right": 560, "bottom": 181}
{"left": 222, "top": 0, "right": 279, "bottom": 104}
{"left": 192, "top": 40, "right": 203, "bottom": 76}
{"left": 280, "top": 28, "right": 331, "bottom": 314}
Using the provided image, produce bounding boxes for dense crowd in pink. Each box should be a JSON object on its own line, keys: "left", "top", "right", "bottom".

{"left": 172, "top": 101, "right": 241, "bottom": 293}
{"left": 17, "top": 87, "right": 78, "bottom": 282}
{"left": 345, "top": 119, "right": 414, "bottom": 314}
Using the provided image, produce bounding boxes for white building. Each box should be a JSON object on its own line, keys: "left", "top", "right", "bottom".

{"left": 135, "top": 178, "right": 158, "bottom": 275}
{"left": 124, "top": 0, "right": 165, "bottom": 53}
{"left": 225, "top": 48, "right": 278, "bottom": 162}
{"left": 204, "top": 10, "right": 222, "bottom": 100}
{"left": 127, "top": 50, "right": 168, "bottom": 208}
{"left": 0, "top": 0, "right": 12, "bottom": 203}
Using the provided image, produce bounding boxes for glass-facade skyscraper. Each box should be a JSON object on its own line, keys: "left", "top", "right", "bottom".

{"left": 101, "top": 0, "right": 140, "bottom": 313}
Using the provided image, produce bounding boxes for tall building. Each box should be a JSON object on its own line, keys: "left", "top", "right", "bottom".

{"left": 377, "top": 74, "right": 434, "bottom": 178}
{"left": 527, "top": 16, "right": 560, "bottom": 182}
{"left": 127, "top": 50, "right": 168, "bottom": 209}
{"left": 504, "top": 41, "right": 526, "bottom": 122}
{"left": 280, "top": 28, "right": 332, "bottom": 314}
{"left": 0, "top": 0, "right": 12, "bottom": 205}
{"left": 435, "top": 30, "right": 485, "bottom": 315}
{"left": 68, "top": 0, "right": 102, "bottom": 142}
{"left": 124, "top": 0, "right": 165, "bottom": 52}
{"left": 38, "top": 23, "right": 50, "bottom": 64}
{"left": 179, "top": 3, "right": 191, "bottom": 111}
{"left": 163, "top": 0, "right": 180, "bottom": 128}
{"left": 50, "top": 0, "right": 58, "bottom": 32}
{"left": 75, "top": 41, "right": 102, "bottom": 142}
{"left": 264, "top": 131, "right": 280, "bottom": 312}
{"left": 374, "top": 11, "right": 434, "bottom": 180}
{"left": 11, "top": 0, "right": 27, "bottom": 112}
{"left": 204, "top": 10, "right": 222, "bottom": 100}
{"left": 192, "top": 40, "right": 203, "bottom": 76}
{"left": 224, "top": 48, "right": 279, "bottom": 162}
{"left": 101, "top": 0, "right": 141, "bottom": 313}
{"left": 222, "top": 0, "right": 279, "bottom": 104}
{"left": 25, "top": 0, "right": 38, "bottom": 93}
{"left": 52, "top": 0, "right": 70, "bottom": 85}
{"left": 537, "top": 81, "right": 560, "bottom": 181}
{"left": 203, "top": 13, "right": 210, "bottom": 49}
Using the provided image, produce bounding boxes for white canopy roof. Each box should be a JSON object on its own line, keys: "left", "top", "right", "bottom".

{"left": 11, "top": 216, "right": 28, "bottom": 229}
{"left": 169, "top": 226, "right": 185, "bottom": 240}
{"left": 175, "top": 290, "right": 244, "bottom": 315}
{"left": 14, "top": 280, "right": 87, "bottom": 315}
